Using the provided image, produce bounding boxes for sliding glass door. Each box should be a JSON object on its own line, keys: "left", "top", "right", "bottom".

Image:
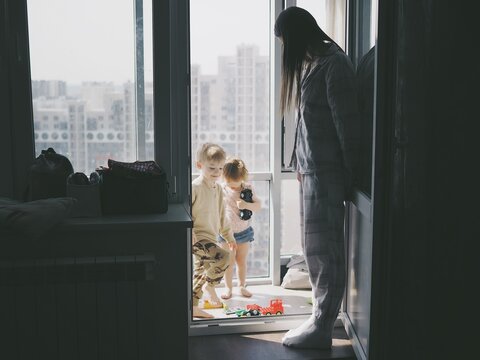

{"left": 189, "top": 0, "right": 349, "bottom": 334}
{"left": 189, "top": 0, "right": 272, "bottom": 281}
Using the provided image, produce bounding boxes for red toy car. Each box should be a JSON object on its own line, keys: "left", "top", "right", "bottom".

{"left": 246, "top": 299, "right": 284, "bottom": 316}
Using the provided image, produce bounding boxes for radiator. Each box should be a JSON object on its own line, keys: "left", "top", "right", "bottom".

{"left": 0, "top": 255, "right": 157, "bottom": 360}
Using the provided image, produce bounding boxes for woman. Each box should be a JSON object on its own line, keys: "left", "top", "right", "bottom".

{"left": 275, "top": 7, "right": 360, "bottom": 349}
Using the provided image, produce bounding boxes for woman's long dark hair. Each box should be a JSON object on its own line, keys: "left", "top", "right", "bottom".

{"left": 274, "top": 6, "right": 337, "bottom": 116}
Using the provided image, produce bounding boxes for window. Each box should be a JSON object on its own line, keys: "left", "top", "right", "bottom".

{"left": 296, "top": 0, "right": 346, "bottom": 50}
{"left": 190, "top": 0, "right": 271, "bottom": 278}
{"left": 280, "top": 179, "right": 302, "bottom": 255}
{"left": 27, "top": 0, "right": 153, "bottom": 174}
{"left": 354, "top": 0, "right": 377, "bottom": 197}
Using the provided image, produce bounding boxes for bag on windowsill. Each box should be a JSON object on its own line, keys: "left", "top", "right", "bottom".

{"left": 26, "top": 147, "right": 74, "bottom": 201}
{"left": 66, "top": 171, "right": 102, "bottom": 218}
{"left": 97, "top": 159, "right": 168, "bottom": 215}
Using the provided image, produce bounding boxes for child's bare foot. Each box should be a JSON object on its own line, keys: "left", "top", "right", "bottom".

{"left": 204, "top": 284, "right": 222, "bottom": 305}
{"left": 193, "top": 306, "right": 214, "bottom": 318}
{"left": 240, "top": 286, "right": 252, "bottom": 298}
{"left": 221, "top": 288, "right": 233, "bottom": 300}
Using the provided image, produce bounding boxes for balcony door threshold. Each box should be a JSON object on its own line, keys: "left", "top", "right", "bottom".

{"left": 189, "top": 284, "right": 317, "bottom": 336}
{"left": 189, "top": 314, "right": 344, "bottom": 337}
{"left": 189, "top": 314, "right": 312, "bottom": 336}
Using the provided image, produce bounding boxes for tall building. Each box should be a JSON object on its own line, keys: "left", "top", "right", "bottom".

{"left": 191, "top": 44, "right": 269, "bottom": 172}
{"left": 33, "top": 96, "right": 72, "bottom": 159}
{"left": 32, "top": 80, "right": 67, "bottom": 98}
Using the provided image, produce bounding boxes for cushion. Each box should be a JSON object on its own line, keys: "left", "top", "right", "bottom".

{"left": 0, "top": 197, "right": 76, "bottom": 240}
{"left": 281, "top": 268, "right": 312, "bottom": 289}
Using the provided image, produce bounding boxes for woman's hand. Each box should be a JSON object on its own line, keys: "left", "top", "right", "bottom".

{"left": 228, "top": 241, "right": 237, "bottom": 251}
{"left": 297, "top": 172, "right": 302, "bottom": 182}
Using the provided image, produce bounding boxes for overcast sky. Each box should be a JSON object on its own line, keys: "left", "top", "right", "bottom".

{"left": 190, "top": 0, "right": 270, "bottom": 74}
{"left": 27, "top": 0, "right": 271, "bottom": 84}
{"left": 28, "top": 0, "right": 136, "bottom": 84}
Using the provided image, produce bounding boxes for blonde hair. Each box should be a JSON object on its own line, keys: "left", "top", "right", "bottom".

{"left": 196, "top": 143, "right": 226, "bottom": 163}
{"left": 223, "top": 157, "right": 248, "bottom": 182}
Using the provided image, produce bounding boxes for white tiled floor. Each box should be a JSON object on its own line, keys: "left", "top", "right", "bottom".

{"left": 195, "top": 284, "right": 313, "bottom": 319}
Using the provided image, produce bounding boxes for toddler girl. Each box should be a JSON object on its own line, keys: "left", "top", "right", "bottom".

{"left": 218, "top": 157, "right": 261, "bottom": 299}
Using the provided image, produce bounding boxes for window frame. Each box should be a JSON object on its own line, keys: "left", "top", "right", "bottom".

{"left": 154, "top": 0, "right": 191, "bottom": 207}
{"left": 0, "top": 0, "right": 35, "bottom": 200}
{"left": 2, "top": 0, "right": 351, "bottom": 336}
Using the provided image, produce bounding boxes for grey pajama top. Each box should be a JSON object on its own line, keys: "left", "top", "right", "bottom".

{"left": 290, "top": 43, "right": 360, "bottom": 180}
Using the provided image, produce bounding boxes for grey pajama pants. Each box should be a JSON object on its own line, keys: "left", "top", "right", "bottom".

{"left": 299, "top": 171, "right": 346, "bottom": 339}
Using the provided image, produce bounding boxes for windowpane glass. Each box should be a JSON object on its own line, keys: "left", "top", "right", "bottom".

{"left": 355, "top": 0, "right": 377, "bottom": 196}
{"left": 296, "top": 0, "right": 346, "bottom": 50}
{"left": 246, "top": 181, "right": 270, "bottom": 278}
{"left": 27, "top": 0, "right": 153, "bottom": 174}
{"left": 190, "top": 0, "right": 270, "bottom": 173}
{"left": 280, "top": 180, "right": 302, "bottom": 256}
{"left": 190, "top": 0, "right": 271, "bottom": 281}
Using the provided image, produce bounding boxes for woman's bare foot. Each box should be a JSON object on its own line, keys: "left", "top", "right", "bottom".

{"left": 240, "top": 286, "right": 252, "bottom": 298}
{"left": 221, "top": 288, "right": 233, "bottom": 300}
{"left": 193, "top": 306, "right": 214, "bottom": 318}
{"left": 204, "top": 284, "right": 222, "bottom": 305}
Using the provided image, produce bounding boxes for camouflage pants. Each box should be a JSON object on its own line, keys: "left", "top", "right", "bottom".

{"left": 192, "top": 239, "right": 230, "bottom": 306}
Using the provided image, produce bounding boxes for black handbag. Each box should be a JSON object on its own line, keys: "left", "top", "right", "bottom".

{"left": 98, "top": 159, "right": 168, "bottom": 215}
{"left": 27, "top": 147, "right": 74, "bottom": 200}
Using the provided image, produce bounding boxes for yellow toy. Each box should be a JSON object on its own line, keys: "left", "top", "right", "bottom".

{"left": 202, "top": 299, "right": 224, "bottom": 309}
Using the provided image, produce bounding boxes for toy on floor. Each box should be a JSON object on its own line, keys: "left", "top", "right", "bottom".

{"left": 223, "top": 304, "right": 259, "bottom": 317}
{"left": 234, "top": 308, "right": 261, "bottom": 317}
{"left": 223, "top": 305, "right": 243, "bottom": 315}
{"left": 202, "top": 299, "right": 224, "bottom": 309}
{"left": 247, "top": 298, "right": 284, "bottom": 315}
{"left": 228, "top": 299, "right": 285, "bottom": 317}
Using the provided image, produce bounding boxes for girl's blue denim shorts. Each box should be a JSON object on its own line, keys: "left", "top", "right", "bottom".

{"left": 218, "top": 226, "right": 254, "bottom": 244}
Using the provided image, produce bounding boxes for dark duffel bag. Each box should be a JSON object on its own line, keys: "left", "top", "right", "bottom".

{"left": 27, "top": 147, "right": 74, "bottom": 200}
{"left": 98, "top": 159, "right": 168, "bottom": 215}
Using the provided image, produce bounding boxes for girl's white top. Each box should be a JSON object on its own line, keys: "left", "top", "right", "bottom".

{"left": 221, "top": 182, "right": 253, "bottom": 234}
